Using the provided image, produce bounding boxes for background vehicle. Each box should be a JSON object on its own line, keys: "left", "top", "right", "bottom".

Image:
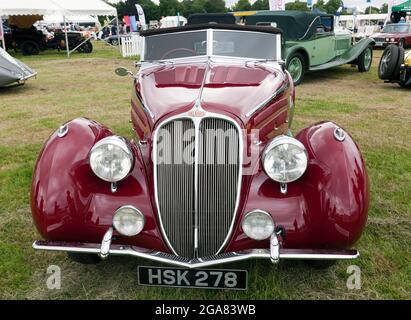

{"left": 31, "top": 25, "right": 369, "bottom": 281}
{"left": 246, "top": 10, "right": 375, "bottom": 85}
{"left": 0, "top": 46, "right": 37, "bottom": 87}
{"left": 372, "top": 23, "right": 411, "bottom": 48}
{"left": 378, "top": 44, "right": 411, "bottom": 87}
{"left": 6, "top": 26, "right": 92, "bottom": 55}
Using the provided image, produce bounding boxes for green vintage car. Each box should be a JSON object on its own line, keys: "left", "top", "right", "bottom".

{"left": 246, "top": 11, "right": 375, "bottom": 84}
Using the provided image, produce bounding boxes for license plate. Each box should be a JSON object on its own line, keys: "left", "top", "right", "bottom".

{"left": 138, "top": 266, "right": 248, "bottom": 290}
{"left": 376, "top": 42, "right": 384, "bottom": 46}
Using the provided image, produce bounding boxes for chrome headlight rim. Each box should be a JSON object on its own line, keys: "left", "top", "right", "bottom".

{"left": 262, "top": 135, "right": 308, "bottom": 183}
{"left": 89, "top": 135, "right": 134, "bottom": 182}
{"left": 241, "top": 209, "right": 275, "bottom": 241}
{"left": 113, "top": 205, "right": 145, "bottom": 237}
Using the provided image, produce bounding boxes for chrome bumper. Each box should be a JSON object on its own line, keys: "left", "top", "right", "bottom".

{"left": 33, "top": 231, "right": 359, "bottom": 269}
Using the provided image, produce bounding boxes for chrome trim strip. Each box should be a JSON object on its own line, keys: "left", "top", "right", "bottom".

{"left": 245, "top": 78, "right": 288, "bottom": 118}
{"left": 33, "top": 241, "right": 360, "bottom": 269}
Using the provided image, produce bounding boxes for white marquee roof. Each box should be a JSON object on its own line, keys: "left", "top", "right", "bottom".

{"left": 0, "top": 0, "right": 117, "bottom": 17}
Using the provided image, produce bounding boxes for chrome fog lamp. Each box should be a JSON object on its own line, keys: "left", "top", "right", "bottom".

{"left": 242, "top": 210, "right": 275, "bottom": 240}
{"left": 113, "top": 205, "right": 145, "bottom": 236}
{"left": 90, "top": 136, "right": 133, "bottom": 182}
{"left": 262, "top": 135, "right": 308, "bottom": 183}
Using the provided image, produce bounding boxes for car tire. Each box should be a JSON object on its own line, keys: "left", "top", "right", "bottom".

{"left": 286, "top": 52, "right": 306, "bottom": 86}
{"left": 21, "top": 40, "right": 40, "bottom": 56}
{"left": 304, "top": 260, "right": 336, "bottom": 269}
{"left": 77, "top": 41, "right": 93, "bottom": 54}
{"left": 392, "top": 46, "right": 405, "bottom": 80}
{"left": 357, "top": 46, "right": 373, "bottom": 72}
{"left": 378, "top": 45, "right": 400, "bottom": 80}
{"left": 399, "top": 39, "right": 405, "bottom": 48}
{"left": 67, "top": 252, "right": 102, "bottom": 265}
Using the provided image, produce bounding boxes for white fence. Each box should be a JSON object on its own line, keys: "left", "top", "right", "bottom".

{"left": 121, "top": 34, "right": 143, "bottom": 58}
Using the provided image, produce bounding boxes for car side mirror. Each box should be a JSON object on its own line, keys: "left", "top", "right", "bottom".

{"left": 115, "top": 67, "right": 133, "bottom": 77}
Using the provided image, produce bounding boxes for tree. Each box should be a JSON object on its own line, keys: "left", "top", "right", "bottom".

{"left": 364, "top": 6, "right": 381, "bottom": 14}
{"left": 232, "top": 0, "right": 252, "bottom": 11}
{"left": 202, "top": 0, "right": 227, "bottom": 13}
{"left": 159, "top": 0, "right": 183, "bottom": 17}
{"left": 323, "top": 0, "right": 343, "bottom": 15}
{"left": 251, "top": 0, "right": 269, "bottom": 10}
{"left": 313, "top": 0, "right": 326, "bottom": 12}
{"left": 380, "top": 3, "right": 388, "bottom": 13}
{"left": 285, "top": 0, "right": 309, "bottom": 11}
{"left": 115, "top": 0, "right": 160, "bottom": 21}
{"left": 180, "top": 0, "right": 226, "bottom": 16}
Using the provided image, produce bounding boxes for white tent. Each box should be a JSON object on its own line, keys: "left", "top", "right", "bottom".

{"left": 0, "top": 0, "right": 118, "bottom": 56}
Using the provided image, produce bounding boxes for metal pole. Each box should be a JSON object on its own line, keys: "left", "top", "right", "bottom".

{"left": 63, "top": 16, "right": 70, "bottom": 57}
{"left": 0, "top": 16, "right": 5, "bottom": 51}
{"left": 116, "top": 15, "right": 120, "bottom": 52}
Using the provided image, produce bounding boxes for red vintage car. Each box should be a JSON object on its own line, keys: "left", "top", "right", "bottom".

{"left": 372, "top": 23, "right": 411, "bottom": 48}
{"left": 31, "top": 24, "right": 369, "bottom": 289}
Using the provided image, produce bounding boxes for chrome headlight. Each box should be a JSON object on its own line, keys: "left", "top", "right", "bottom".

{"left": 262, "top": 135, "right": 308, "bottom": 183}
{"left": 113, "top": 205, "right": 145, "bottom": 236}
{"left": 242, "top": 210, "right": 275, "bottom": 240}
{"left": 89, "top": 136, "right": 133, "bottom": 182}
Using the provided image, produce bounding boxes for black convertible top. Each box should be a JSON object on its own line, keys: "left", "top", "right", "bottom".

{"left": 187, "top": 13, "right": 236, "bottom": 25}
{"left": 140, "top": 23, "right": 282, "bottom": 37}
{"left": 245, "top": 10, "right": 334, "bottom": 40}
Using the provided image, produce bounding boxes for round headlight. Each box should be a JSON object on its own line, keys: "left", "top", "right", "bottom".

{"left": 90, "top": 136, "right": 133, "bottom": 182}
{"left": 113, "top": 205, "right": 145, "bottom": 236}
{"left": 262, "top": 135, "right": 308, "bottom": 183}
{"left": 242, "top": 210, "right": 275, "bottom": 240}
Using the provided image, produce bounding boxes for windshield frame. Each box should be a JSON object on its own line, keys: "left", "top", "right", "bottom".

{"left": 141, "top": 28, "right": 282, "bottom": 63}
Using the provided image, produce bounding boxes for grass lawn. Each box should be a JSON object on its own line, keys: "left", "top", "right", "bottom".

{"left": 0, "top": 42, "right": 410, "bottom": 299}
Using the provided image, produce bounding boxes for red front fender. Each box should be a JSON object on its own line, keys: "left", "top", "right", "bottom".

{"left": 30, "top": 118, "right": 169, "bottom": 252}
{"left": 225, "top": 121, "right": 369, "bottom": 252}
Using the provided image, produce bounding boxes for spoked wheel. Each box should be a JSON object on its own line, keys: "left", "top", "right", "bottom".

{"left": 77, "top": 41, "right": 93, "bottom": 54}
{"left": 378, "top": 45, "right": 403, "bottom": 80}
{"left": 286, "top": 52, "right": 306, "bottom": 85}
{"left": 358, "top": 46, "right": 373, "bottom": 72}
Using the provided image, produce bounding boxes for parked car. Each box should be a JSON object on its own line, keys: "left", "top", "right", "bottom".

{"left": 31, "top": 24, "right": 369, "bottom": 288}
{"left": 378, "top": 44, "right": 411, "bottom": 87}
{"left": 0, "top": 46, "right": 37, "bottom": 87}
{"left": 372, "top": 23, "right": 411, "bottom": 49}
{"left": 6, "top": 26, "right": 92, "bottom": 55}
{"left": 246, "top": 10, "right": 375, "bottom": 84}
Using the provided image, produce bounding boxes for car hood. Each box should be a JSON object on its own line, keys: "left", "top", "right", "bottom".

{"left": 135, "top": 59, "right": 289, "bottom": 124}
{"left": 373, "top": 32, "right": 406, "bottom": 38}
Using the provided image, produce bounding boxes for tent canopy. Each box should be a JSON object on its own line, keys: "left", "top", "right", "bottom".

{"left": 392, "top": 0, "right": 411, "bottom": 12}
{"left": 0, "top": 0, "right": 117, "bottom": 17}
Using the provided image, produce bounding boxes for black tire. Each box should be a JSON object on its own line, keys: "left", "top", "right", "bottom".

{"left": 77, "top": 41, "right": 93, "bottom": 54}
{"left": 393, "top": 46, "right": 405, "bottom": 80}
{"left": 286, "top": 52, "right": 306, "bottom": 86}
{"left": 67, "top": 252, "right": 101, "bottom": 265}
{"left": 21, "top": 40, "right": 40, "bottom": 56}
{"left": 357, "top": 46, "right": 373, "bottom": 72}
{"left": 378, "top": 45, "right": 400, "bottom": 80}
{"left": 304, "top": 260, "right": 336, "bottom": 269}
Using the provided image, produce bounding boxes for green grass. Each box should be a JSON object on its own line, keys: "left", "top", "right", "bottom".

{"left": 0, "top": 43, "right": 410, "bottom": 299}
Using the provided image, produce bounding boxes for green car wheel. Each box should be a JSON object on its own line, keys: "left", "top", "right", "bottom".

{"left": 358, "top": 46, "right": 373, "bottom": 72}
{"left": 286, "top": 52, "right": 306, "bottom": 85}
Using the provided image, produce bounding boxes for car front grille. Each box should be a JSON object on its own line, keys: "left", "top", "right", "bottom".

{"left": 373, "top": 38, "right": 385, "bottom": 43}
{"left": 155, "top": 117, "right": 241, "bottom": 258}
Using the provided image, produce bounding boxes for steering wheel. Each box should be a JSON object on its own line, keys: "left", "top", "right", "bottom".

{"left": 161, "top": 48, "right": 197, "bottom": 60}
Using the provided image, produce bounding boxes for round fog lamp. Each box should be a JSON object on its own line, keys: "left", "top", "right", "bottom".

{"left": 113, "top": 206, "right": 145, "bottom": 236}
{"left": 242, "top": 210, "right": 275, "bottom": 240}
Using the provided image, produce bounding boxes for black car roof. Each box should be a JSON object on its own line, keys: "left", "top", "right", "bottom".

{"left": 140, "top": 23, "right": 282, "bottom": 37}
{"left": 246, "top": 10, "right": 334, "bottom": 40}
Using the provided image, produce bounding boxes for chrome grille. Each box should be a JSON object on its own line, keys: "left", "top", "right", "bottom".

{"left": 156, "top": 120, "right": 195, "bottom": 257}
{"left": 155, "top": 117, "right": 241, "bottom": 258}
{"left": 198, "top": 118, "right": 240, "bottom": 257}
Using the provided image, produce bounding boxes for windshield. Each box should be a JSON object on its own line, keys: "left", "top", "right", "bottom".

{"left": 144, "top": 29, "right": 279, "bottom": 61}
{"left": 382, "top": 24, "right": 410, "bottom": 33}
